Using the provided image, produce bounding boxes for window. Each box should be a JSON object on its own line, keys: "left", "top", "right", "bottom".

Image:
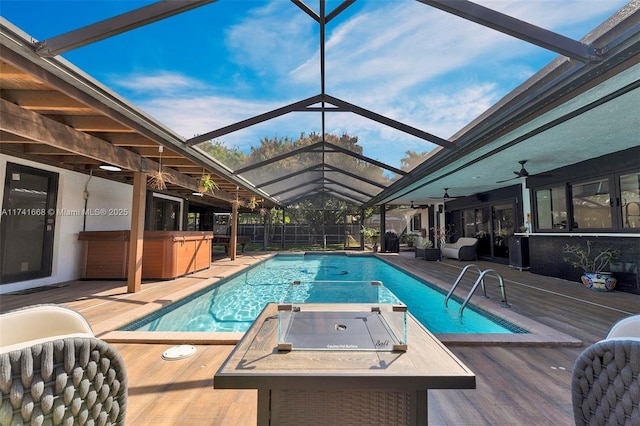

{"left": 462, "top": 210, "right": 475, "bottom": 237}
{"left": 620, "top": 172, "right": 640, "bottom": 229}
{"left": 535, "top": 187, "right": 567, "bottom": 229}
{"left": 571, "top": 178, "right": 611, "bottom": 229}
{"left": 186, "top": 212, "right": 200, "bottom": 231}
{"left": 411, "top": 214, "right": 421, "bottom": 232}
{"left": 149, "top": 193, "right": 183, "bottom": 231}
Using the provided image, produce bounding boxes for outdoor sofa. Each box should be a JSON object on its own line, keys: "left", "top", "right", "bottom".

{"left": 441, "top": 237, "right": 479, "bottom": 261}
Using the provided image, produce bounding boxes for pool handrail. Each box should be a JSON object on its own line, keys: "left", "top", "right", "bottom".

{"left": 459, "top": 269, "right": 510, "bottom": 315}
{"left": 444, "top": 264, "right": 483, "bottom": 307}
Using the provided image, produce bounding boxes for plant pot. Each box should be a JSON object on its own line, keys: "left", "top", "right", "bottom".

{"left": 424, "top": 248, "right": 441, "bottom": 261}
{"left": 580, "top": 272, "right": 617, "bottom": 292}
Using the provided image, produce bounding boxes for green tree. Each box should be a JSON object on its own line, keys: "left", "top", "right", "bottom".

{"left": 198, "top": 140, "right": 246, "bottom": 169}
{"left": 400, "top": 150, "right": 429, "bottom": 171}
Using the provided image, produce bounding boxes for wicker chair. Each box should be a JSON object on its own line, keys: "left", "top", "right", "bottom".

{"left": 606, "top": 315, "right": 640, "bottom": 339}
{"left": 0, "top": 305, "right": 127, "bottom": 425}
{"left": 571, "top": 338, "right": 640, "bottom": 425}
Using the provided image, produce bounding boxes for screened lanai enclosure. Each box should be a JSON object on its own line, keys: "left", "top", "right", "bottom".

{"left": 2, "top": 1, "right": 637, "bottom": 262}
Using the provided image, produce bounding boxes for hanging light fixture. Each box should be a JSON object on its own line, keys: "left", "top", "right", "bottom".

{"left": 99, "top": 164, "right": 121, "bottom": 172}
{"left": 443, "top": 188, "right": 450, "bottom": 199}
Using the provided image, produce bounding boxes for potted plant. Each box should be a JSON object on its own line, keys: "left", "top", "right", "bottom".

{"left": 431, "top": 226, "right": 452, "bottom": 249}
{"left": 415, "top": 239, "right": 429, "bottom": 258}
{"left": 563, "top": 240, "right": 620, "bottom": 291}
{"left": 360, "top": 226, "right": 380, "bottom": 253}
{"left": 403, "top": 233, "right": 418, "bottom": 248}
{"left": 416, "top": 239, "right": 441, "bottom": 261}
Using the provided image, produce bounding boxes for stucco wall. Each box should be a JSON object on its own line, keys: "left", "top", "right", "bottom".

{"left": 0, "top": 155, "right": 133, "bottom": 294}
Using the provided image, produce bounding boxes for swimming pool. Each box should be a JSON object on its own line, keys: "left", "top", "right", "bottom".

{"left": 121, "top": 254, "right": 528, "bottom": 334}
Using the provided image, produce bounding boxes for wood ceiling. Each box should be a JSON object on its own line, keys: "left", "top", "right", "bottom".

{"left": 0, "top": 59, "right": 273, "bottom": 210}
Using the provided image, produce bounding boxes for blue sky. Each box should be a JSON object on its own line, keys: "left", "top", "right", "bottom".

{"left": 1, "top": 0, "right": 629, "bottom": 168}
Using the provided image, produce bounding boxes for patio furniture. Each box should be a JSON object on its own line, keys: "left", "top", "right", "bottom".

{"left": 441, "top": 237, "right": 479, "bottom": 261}
{"left": 212, "top": 235, "right": 250, "bottom": 254}
{"left": 215, "top": 303, "right": 475, "bottom": 425}
{"left": 571, "top": 338, "right": 640, "bottom": 425}
{"left": 606, "top": 314, "right": 640, "bottom": 338}
{"left": 384, "top": 231, "right": 400, "bottom": 253}
{"left": 0, "top": 305, "right": 128, "bottom": 425}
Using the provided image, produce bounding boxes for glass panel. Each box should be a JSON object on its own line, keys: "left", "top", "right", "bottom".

{"left": 535, "top": 187, "right": 567, "bottom": 230}
{"left": 462, "top": 209, "right": 475, "bottom": 237}
{"left": 620, "top": 172, "right": 640, "bottom": 229}
{"left": 1, "top": 173, "right": 48, "bottom": 275}
{"left": 476, "top": 208, "right": 491, "bottom": 257}
{"left": 186, "top": 212, "right": 200, "bottom": 231}
{"left": 571, "top": 178, "right": 611, "bottom": 229}
{"left": 492, "top": 204, "right": 514, "bottom": 258}
{"left": 411, "top": 214, "right": 421, "bottom": 232}
{"left": 151, "top": 197, "right": 181, "bottom": 231}
{"left": 1, "top": 164, "right": 57, "bottom": 283}
{"left": 278, "top": 281, "right": 407, "bottom": 352}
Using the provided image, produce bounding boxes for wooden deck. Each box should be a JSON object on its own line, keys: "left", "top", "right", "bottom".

{"left": 1, "top": 251, "right": 638, "bottom": 425}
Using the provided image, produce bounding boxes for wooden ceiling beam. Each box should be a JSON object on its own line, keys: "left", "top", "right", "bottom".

{"left": 0, "top": 61, "right": 49, "bottom": 90}
{"left": 60, "top": 157, "right": 101, "bottom": 165}
{"left": 0, "top": 131, "right": 34, "bottom": 143}
{"left": 44, "top": 114, "right": 133, "bottom": 132}
{"left": 2, "top": 89, "right": 90, "bottom": 111}
{"left": 102, "top": 132, "right": 159, "bottom": 147}
{"left": 133, "top": 147, "right": 182, "bottom": 158}
{"left": 0, "top": 99, "right": 236, "bottom": 202}
{"left": 23, "top": 145, "right": 73, "bottom": 155}
{"left": 159, "top": 159, "right": 203, "bottom": 168}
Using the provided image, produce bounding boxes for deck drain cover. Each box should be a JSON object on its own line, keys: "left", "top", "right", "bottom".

{"left": 162, "top": 345, "right": 196, "bottom": 360}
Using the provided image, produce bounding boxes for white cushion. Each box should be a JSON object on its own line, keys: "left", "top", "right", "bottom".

{"left": 0, "top": 305, "right": 94, "bottom": 350}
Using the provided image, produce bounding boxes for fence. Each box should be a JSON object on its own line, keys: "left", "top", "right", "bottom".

{"left": 238, "top": 223, "right": 362, "bottom": 248}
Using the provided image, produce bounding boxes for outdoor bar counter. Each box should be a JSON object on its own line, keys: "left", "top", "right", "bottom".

{"left": 79, "top": 230, "right": 212, "bottom": 280}
{"left": 215, "top": 303, "right": 476, "bottom": 425}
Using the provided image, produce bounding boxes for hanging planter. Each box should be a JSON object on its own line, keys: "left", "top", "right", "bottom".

{"left": 147, "top": 170, "right": 171, "bottom": 190}
{"left": 247, "top": 196, "right": 263, "bottom": 210}
{"left": 197, "top": 174, "right": 218, "bottom": 194}
{"left": 148, "top": 146, "right": 171, "bottom": 190}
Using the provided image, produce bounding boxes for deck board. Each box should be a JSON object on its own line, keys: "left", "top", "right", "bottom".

{"left": 1, "top": 252, "right": 637, "bottom": 425}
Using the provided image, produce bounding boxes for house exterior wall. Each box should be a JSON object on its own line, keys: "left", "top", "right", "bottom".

{"left": 0, "top": 154, "right": 132, "bottom": 295}
{"left": 529, "top": 235, "right": 639, "bottom": 294}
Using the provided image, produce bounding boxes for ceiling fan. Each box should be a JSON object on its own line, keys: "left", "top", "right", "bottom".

{"left": 410, "top": 201, "right": 429, "bottom": 209}
{"left": 496, "top": 160, "right": 529, "bottom": 183}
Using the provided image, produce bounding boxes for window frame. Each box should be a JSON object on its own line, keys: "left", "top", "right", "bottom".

{"left": 531, "top": 167, "right": 639, "bottom": 233}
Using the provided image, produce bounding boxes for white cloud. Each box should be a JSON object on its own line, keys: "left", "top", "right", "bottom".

{"left": 110, "top": 71, "right": 206, "bottom": 95}
{"left": 224, "top": 1, "right": 316, "bottom": 84}
{"left": 114, "top": 0, "right": 628, "bottom": 168}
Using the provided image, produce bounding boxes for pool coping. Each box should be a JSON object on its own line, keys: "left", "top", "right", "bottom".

{"left": 95, "top": 252, "right": 582, "bottom": 347}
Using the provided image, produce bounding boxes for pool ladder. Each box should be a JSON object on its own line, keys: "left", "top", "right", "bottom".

{"left": 444, "top": 264, "right": 510, "bottom": 315}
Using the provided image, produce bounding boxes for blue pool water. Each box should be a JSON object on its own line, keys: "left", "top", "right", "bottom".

{"left": 121, "top": 254, "right": 527, "bottom": 334}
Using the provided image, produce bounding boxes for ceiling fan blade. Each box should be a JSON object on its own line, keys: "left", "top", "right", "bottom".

{"left": 496, "top": 176, "right": 519, "bottom": 183}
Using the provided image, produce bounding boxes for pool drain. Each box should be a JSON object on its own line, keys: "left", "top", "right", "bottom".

{"left": 162, "top": 345, "right": 196, "bottom": 360}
